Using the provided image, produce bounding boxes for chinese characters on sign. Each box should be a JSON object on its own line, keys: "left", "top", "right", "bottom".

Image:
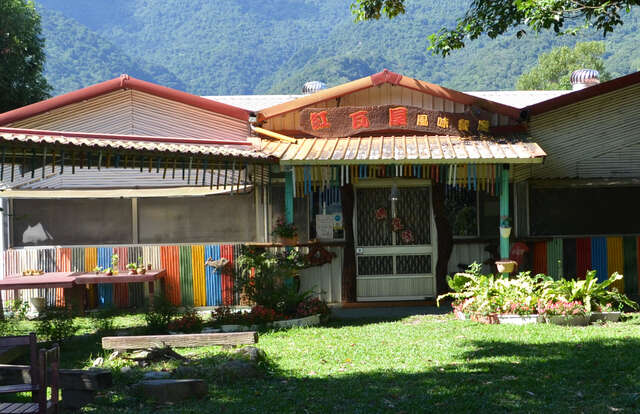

{"left": 300, "top": 105, "right": 493, "bottom": 137}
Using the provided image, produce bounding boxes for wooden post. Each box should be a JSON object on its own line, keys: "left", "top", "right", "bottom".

{"left": 500, "top": 165, "right": 510, "bottom": 260}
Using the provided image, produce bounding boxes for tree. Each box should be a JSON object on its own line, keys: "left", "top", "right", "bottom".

{"left": 351, "top": 0, "right": 638, "bottom": 56}
{"left": 516, "top": 42, "right": 612, "bottom": 90}
{"left": 0, "top": 0, "right": 51, "bottom": 113}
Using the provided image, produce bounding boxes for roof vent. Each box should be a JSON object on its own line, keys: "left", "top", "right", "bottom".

{"left": 302, "top": 81, "right": 327, "bottom": 95}
{"left": 570, "top": 69, "right": 600, "bottom": 91}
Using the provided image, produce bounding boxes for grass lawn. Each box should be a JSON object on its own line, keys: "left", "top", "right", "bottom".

{"left": 5, "top": 312, "right": 640, "bottom": 413}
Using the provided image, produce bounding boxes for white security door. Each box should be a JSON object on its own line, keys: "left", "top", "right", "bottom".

{"left": 355, "top": 185, "right": 436, "bottom": 301}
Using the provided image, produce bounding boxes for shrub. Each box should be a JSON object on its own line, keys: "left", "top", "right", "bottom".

{"left": 91, "top": 306, "right": 119, "bottom": 333}
{"left": 235, "top": 246, "right": 311, "bottom": 315}
{"left": 296, "top": 297, "right": 330, "bottom": 318}
{"left": 168, "top": 310, "right": 204, "bottom": 333}
{"left": 144, "top": 295, "right": 177, "bottom": 334}
{"left": 36, "top": 307, "right": 78, "bottom": 343}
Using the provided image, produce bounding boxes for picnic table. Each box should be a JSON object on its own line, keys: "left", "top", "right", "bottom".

{"left": 0, "top": 270, "right": 166, "bottom": 318}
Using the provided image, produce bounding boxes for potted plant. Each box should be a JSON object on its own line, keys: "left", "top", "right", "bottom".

{"left": 272, "top": 216, "right": 298, "bottom": 245}
{"left": 92, "top": 266, "right": 103, "bottom": 275}
{"left": 538, "top": 300, "right": 589, "bottom": 326}
{"left": 498, "top": 301, "right": 541, "bottom": 325}
{"left": 147, "top": 263, "right": 152, "bottom": 271}
{"left": 111, "top": 254, "right": 119, "bottom": 276}
{"left": 495, "top": 260, "right": 518, "bottom": 273}
{"left": 126, "top": 263, "right": 137, "bottom": 275}
{"left": 136, "top": 256, "right": 146, "bottom": 275}
{"left": 590, "top": 302, "right": 622, "bottom": 323}
{"left": 499, "top": 216, "right": 512, "bottom": 238}
{"left": 104, "top": 267, "right": 113, "bottom": 276}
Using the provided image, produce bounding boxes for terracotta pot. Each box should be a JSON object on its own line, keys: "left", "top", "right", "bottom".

{"left": 137, "top": 268, "right": 146, "bottom": 275}
{"left": 496, "top": 260, "right": 518, "bottom": 273}
{"left": 147, "top": 264, "right": 152, "bottom": 270}
{"left": 470, "top": 313, "right": 500, "bottom": 324}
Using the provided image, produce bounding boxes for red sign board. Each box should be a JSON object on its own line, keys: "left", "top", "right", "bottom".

{"left": 299, "top": 105, "right": 492, "bottom": 137}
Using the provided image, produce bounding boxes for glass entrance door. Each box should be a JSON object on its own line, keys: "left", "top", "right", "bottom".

{"left": 355, "top": 186, "right": 436, "bottom": 300}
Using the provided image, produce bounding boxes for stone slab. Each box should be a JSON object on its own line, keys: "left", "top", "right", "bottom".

{"left": 139, "top": 379, "right": 207, "bottom": 402}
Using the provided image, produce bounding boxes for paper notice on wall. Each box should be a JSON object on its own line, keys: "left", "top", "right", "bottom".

{"left": 316, "top": 214, "right": 344, "bottom": 240}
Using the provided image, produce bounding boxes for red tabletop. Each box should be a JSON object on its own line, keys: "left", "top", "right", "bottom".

{"left": 73, "top": 270, "right": 166, "bottom": 285}
{"left": 0, "top": 270, "right": 166, "bottom": 290}
{"left": 0, "top": 272, "right": 78, "bottom": 290}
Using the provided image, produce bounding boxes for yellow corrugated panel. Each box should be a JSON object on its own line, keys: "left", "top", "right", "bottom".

{"left": 191, "top": 245, "right": 206, "bottom": 307}
{"left": 84, "top": 248, "right": 98, "bottom": 308}
{"left": 607, "top": 237, "right": 625, "bottom": 292}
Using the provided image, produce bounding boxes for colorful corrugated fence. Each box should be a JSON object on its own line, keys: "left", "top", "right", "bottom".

{"left": 529, "top": 236, "right": 640, "bottom": 294}
{"left": 2, "top": 243, "right": 242, "bottom": 308}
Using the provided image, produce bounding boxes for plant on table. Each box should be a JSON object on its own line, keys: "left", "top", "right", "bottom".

{"left": 111, "top": 254, "right": 119, "bottom": 275}
{"left": 136, "top": 256, "right": 146, "bottom": 275}
{"left": 92, "top": 266, "right": 103, "bottom": 275}
{"left": 126, "top": 263, "right": 137, "bottom": 275}
{"left": 36, "top": 306, "right": 78, "bottom": 344}
{"left": 272, "top": 216, "right": 298, "bottom": 244}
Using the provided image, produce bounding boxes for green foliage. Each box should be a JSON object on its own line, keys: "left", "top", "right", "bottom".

{"left": 36, "top": 306, "right": 78, "bottom": 343}
{"left": 352, "top": 0, "right": 640, "bottom": 56}
{"left": 0, "top": 0, "right": 51, "bottom": 112}
{"left": 517, "top": 42, "right": 612, "bottom": 90}
{"left": 143, "top": 295, "right": 177, "bottom": 334}
{"left": 548, "top": 270, "right": 638, "bottom": 312}
{"left": 235, "top": 246, "right": 311, "bottom": 315}
{"left": 167, "top": 309, "right": 204, "bottom": 333}
{"left": 91, "top": 306, "right": 119, "bottom": 333}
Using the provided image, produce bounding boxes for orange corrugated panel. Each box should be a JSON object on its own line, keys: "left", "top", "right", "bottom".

{"left": 161, "top": 245, "right": 181, "bottom": 306}
{"left": 221, "top": 245, "right": 234, "bottom": 306}
{"left": 55, "top": 248, "right": 72, "bottom": 307}
{"left": 84, "top": 248, "right": 98, "bottom": 308}
{"left": 113, "top": 247, "right": 129, "bottom": 308}
{"left": 607, "top": 237, "right": 625, "bottom": 292}
{"left": 533, "top": 242, "right": 548, "bottom": 275}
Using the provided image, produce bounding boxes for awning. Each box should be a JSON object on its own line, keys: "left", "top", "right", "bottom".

{"left": 260, "top": 135, "right": 546, "bottom": 165}
{"left": 0, "top": 185, "right": 251, "bottom": 199}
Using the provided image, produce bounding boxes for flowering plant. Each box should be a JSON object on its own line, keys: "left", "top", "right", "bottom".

{"left": 296, "top": 297, "right": 330, "bottom": 318}
{"left": 391, "top": 217, "right": 404, "bottom": 232}
{"left": 537, "top": 300, "right": 587, "bottom": 317}
{"left": 272, "top": 216, "right": 297, "bottom": 238}
{"left": 168, "top": 311, "right": 203, "bottom": 333}
{"left": 375, "top": 207, "right": 387, "bottom": 221}
{"left": 247, "top": 305, "right": 279, "bottom": 324}
{"left": 502, "top": 301, "right": 535, "bottom": 316}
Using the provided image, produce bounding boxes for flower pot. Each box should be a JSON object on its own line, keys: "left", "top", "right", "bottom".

{"left": 279, "top": 236, "right": 298, "bottom": 246}
{"left": 495, "top": 260, "right": 517, "bottom": 273}
{"left": 470, "top": 313, "right": 500, "bottom": 324}
{"left": 137, "top": 268, "right": 146, "bottom": 275}
{"left": 499, "top": 226, "right": 512, "bottom": 238}
{"left": 590, "top": 311, "right": 621, "bottom": 323}
{"left": 273, "top": 314, "right": 321, "bottom": 329}
{"left": 147, "top": 264, "right": 152, "bottom": 270}
{"left": 454, "top": 310, "right": 468, "bottom": 320}
{"left": 547, "top": 315, "right": 590, "bottom": 326}
{"left": 128, "top": 270, "right": 137, "bottom": 275}
{"left": 497, "top": 314, "right": 542, "bottom": 325}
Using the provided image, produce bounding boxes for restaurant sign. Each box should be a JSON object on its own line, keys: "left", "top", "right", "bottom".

{"left": 299, "top": 105, "right": 492, "bottom": 138}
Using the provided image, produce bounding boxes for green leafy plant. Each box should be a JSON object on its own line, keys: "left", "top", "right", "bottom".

{"left": 168, "top": 309, "right": 203, "bottom": 333}
{"left": 36, "top": 307, "right": 78, "bottom": 343}
{"left": 271, "top": 217, "right": 297, "bottom": 238}
{"left": 144, "top": 295, "right": 177, "bottom": 334}
{"left": 235, "top": 246, "right": 310, "bottom": 315}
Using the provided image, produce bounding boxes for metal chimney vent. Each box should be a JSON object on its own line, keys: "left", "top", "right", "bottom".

{"left": 302, "top": 81, "right": 327, "bottom": 94}
{"left": 570, "top": 69, "right": 600, "bottom": 91}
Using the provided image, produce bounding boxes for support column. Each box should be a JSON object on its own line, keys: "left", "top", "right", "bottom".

{"left": 284, "top": 170, "right": 294, "bottom": 225}
{"left": 500, "top": 165, "right": 510, "bottom": 259}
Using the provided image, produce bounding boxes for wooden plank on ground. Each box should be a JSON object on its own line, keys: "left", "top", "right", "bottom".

{"left": 101, "top": 332, "right": 258, "bottom": 350}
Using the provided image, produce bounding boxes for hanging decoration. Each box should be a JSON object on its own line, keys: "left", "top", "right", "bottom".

{"left": 375, "top": 207, "right": 388, "bottom": 221}
{"left": 392, "top": 217, "right": 404, "bottom": 232}
{"left": 401, "top": 229, "right": 415, "bottom": 244}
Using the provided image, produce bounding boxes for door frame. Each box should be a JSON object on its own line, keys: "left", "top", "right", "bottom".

{"left": 353, "top": 179, "right": 438, "bottom": 301}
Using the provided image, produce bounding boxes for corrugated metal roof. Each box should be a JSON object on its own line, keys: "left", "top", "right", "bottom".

{"left": 0, "top": 185, "right": 249, "bottom": 199}
{"left": 466, "top": 91, "right": 571, "bottom": 109}
{"left": 0, "top": 130, "right": 274, "bottom": 161}
{"left": 261, "top": 136, "right": 546, "bottom": 165}
{"left": 205, "top": 95, "right": 302, "bottom": 112}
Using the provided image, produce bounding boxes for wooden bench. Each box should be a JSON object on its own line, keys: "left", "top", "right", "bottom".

{"left": 101, "top": 332, "right": 258, "bottom": 350}
{"left": 0, "top": 334, "right": 59, "bottom": 414}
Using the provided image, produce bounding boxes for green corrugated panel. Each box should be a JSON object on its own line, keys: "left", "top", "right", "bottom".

{"left": 179, "top": 245, "right": 194, "bottom": 307}
{"left": 623, "top": 237, "right": 638, "bottom": 295}
{"left": 546, "top": 238, "right": 564, "bottom": 279}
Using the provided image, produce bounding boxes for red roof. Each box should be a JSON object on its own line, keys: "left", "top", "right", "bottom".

{"left": 258, "top": 69, "right": 522, "bottom": 121}
{"left": 526, "top": 71, "right": 640, "bottom": 115}
{"left": 0, "top": 74, "right": 250, "bottom": 125}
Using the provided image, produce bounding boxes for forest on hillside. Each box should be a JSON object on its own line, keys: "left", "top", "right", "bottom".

{"left": 35, "top": 0, "right": 640, "bottom": 96}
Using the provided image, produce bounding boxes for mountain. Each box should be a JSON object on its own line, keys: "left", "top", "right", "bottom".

{"left": 35, "top": 0, "right": 640, "bottom": 97}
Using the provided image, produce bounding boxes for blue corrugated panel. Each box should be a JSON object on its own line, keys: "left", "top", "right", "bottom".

{"left": 205, "top": 245, "right": 222, "bottom": 306}
{"left": 591, "top": 237, "right": 608, "bottom": 282}
{"left": 96, "top": 247, "right": 114, "bottom": 307}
